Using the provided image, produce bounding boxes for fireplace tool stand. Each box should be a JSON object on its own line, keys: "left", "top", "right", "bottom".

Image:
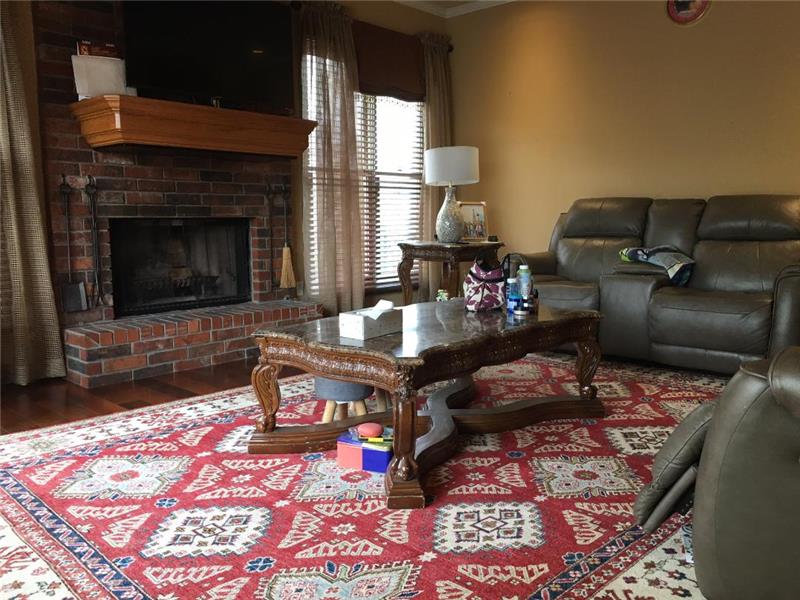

{"left": 59, "top": 175, "right": 88, "bottom": 312}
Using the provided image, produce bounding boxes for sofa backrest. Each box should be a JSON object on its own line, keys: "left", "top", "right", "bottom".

{"left": 643, "top": 198, "right": 706, "bottom": 256}
{"left": 555, "top": 197, "right": 651, "bottom": 282}
{"left": 689, "top": 195, "right": 800, "bottom": 293}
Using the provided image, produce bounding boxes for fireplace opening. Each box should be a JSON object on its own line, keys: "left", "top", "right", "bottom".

{"left": 110, "top": 218, "right": 251, "bottom": 317}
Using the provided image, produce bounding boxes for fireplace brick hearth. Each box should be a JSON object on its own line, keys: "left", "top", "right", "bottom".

{"left": 63, "top": 300, "right": 323, "bottom": 388}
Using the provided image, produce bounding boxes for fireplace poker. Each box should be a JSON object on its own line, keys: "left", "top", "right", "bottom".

{"left": 85, "top": 175, "right": 107, "bottom": 307}
{"left": 59, "top": 175, "right": 88, "bottom": 312}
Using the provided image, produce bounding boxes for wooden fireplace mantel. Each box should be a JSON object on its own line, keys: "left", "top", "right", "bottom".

{"left": 69, "top": 95, "right": 317, "bottom": 157}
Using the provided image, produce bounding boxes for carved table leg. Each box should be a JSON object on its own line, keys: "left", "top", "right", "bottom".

{"left": 398, "top": 254, "right": 414, "bottom": 305}
{"left": 576, "top": 338, "right": 602, "bottom": 405}
{"left": 385, "top": 382, "right": 425, "bottom": 509}
{"left": 251, "top": 355, "right": 283, "bottom": 433}
{"left": 442, "top": 259, "right": 460, "bottom": 299}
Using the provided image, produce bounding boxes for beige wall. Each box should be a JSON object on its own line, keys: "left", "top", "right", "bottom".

{"left": 447, "top": 1, "right": 800, "bottom": 253}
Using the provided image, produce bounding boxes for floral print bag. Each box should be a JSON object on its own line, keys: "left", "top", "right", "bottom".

{"left": 463, "top": 259, "right": 505, "bottom": 312}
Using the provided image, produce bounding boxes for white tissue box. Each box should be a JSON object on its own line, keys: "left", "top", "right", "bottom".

{"left": 339, "top": 304, "right": 403, "bottom": 340}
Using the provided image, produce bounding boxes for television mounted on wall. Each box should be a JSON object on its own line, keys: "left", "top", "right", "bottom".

{"left": 122, "top": 1, "right": 294, "bottom": 115}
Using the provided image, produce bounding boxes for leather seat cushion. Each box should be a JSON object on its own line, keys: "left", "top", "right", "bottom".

{"left": 535, "top": 280, "right": 599, "bottom": 310}
{"left": 650, "top": 287, "right": 772, "bottom": 355}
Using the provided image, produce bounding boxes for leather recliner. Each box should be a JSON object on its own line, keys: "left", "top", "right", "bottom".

{"left": 633, "top": 347, "right": 800, "bottom": 599}
{"left": 524, "top": 195, "right": 800, "bottom": 373}
{"left": 693, "top": 346, "right": 800, "bottom": 599}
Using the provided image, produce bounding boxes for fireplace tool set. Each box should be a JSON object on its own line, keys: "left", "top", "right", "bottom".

{"left": 59, "top": 175, "right": 107, "bottom": 312}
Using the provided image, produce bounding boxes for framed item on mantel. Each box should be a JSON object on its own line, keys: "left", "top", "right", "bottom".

{"left": 459, "top": 201, "right": 488, "bottom": 241}
{"left": 667, "top": 0, "right": 711, "bottom": 25}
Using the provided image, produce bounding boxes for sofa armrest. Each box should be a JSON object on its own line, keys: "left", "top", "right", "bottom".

{"left": 612, "top": 262, "right": 671, "bottom": 278}
{"left": 768, "top": 346, "right": 800, "bottom": 419}
{"left": 768, "top": 265, "right": 800, "bottom": 357}
{"left": 521, "top": 251, "right": 557, "bottom": 276}
{"left": 599, "top": 273, "right": 669, "bottom": 360}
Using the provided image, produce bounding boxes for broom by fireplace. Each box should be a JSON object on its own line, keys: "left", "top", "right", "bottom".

{"left": 274, "top": 183, "right": 295, "bottom": 289}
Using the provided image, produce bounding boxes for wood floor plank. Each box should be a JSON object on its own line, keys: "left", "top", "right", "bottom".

{"left": 0, "top": 358, "right": 275, "bottom": 434}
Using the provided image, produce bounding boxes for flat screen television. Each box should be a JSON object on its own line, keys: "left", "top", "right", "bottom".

{"left": 122, "top": 1, "right": 294, "bottom": 115}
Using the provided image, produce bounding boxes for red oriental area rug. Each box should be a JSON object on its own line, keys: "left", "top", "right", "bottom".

{"left": 0, "top": 354, "right": 725, "bottom": 600}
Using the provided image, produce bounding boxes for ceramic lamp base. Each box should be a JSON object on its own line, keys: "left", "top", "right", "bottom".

{"left": 435, "top": 186, "right": 465, "bottom": 243}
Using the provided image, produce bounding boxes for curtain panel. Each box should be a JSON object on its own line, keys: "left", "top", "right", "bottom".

{"left": 419, "top": 33, "right": 454, "bottom": 300}
{"left": 300, "top": 2, "right": 364, "bottom": 314}
{"left": 1, "top": 1, "right": 66, "bottom": 384}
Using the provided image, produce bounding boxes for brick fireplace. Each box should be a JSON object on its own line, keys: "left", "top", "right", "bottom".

{"left": 32, "top": 1, "right": 323, "bottom": 387}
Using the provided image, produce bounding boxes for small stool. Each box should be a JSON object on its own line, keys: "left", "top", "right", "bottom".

{"left": 315, "top": 377, "right": 374, "bottom": 423}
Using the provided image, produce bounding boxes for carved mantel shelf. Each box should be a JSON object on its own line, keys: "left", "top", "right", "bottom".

{"left": 69, "top": 95, "right": 316, "bottom": 157}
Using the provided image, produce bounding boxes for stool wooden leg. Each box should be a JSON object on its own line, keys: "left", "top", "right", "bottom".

{"left": 335, "top": 403, "right": 348, "bottom": 421}
{"left": 351, "top": 399, "right": 368, "bottom": 416}
{"left": 321, "top": 400, "right": 337, "bottom": 424}
{"left": 374, "top": 389, "right": 389, "bottom": 412}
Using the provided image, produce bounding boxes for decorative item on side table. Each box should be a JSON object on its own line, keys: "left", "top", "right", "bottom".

{"left": 424, "top": 146, "right": 479, "bottom": 243}
{"left": 459, "top": 201, "right": 488, "bottom": 241}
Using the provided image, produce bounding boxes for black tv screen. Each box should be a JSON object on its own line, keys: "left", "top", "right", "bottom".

{"left": 123, "top": 1, "right": 294, "bottom": 114}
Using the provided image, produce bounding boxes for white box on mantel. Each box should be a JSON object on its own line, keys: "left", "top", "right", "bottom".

{"left": 339, "top": 300, "right": 403, "bottom": 340}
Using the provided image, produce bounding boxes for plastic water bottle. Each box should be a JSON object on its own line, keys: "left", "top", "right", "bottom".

{"left": 518, "top": 265, "right": 531, "bottom": 299}
{"left": 506, "top": 277, "right": 520, "bottom": 314}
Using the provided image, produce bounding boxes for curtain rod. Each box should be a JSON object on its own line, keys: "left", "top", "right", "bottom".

{"left": 289, "top": 1, "right": 453, "bottom": 52}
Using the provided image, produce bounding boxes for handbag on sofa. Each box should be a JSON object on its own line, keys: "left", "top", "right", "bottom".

{"left": 463, "top": 258, "right": 505, "bottom": 312}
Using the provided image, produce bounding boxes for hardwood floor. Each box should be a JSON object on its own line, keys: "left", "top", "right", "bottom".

{"left": 0, "top": 358, "right": 301, "bottom": 435}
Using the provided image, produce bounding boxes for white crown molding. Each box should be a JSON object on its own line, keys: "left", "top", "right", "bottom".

{"left": 397, "top": 1, "right": 513, "bottom": 19}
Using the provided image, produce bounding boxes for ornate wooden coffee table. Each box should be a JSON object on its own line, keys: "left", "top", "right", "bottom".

{"left": 249, "top": 300, "right": 603, "bottom": 509}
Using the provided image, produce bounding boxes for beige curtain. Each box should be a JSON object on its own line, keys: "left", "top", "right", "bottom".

{"left": 300, "top": 2, "right": 364, "bottom": 314}
{"left": 419, "top": 33, "right": 453, "bottom": 300}
{"left": 1, "top": 1, "right": 66, "bottom": 384}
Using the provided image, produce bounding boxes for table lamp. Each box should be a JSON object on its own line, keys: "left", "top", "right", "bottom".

{"left": 424, "top": 146, "right": 479, "bottom": 243}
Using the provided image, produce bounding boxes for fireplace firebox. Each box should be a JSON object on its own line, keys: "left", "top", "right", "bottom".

{"left": 110, "top": 218, "right": 251, "bottom": 317}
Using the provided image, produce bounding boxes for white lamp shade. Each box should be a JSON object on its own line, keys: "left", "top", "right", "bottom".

{"left": 424, "top": 146, "right": 479, "bottom": 186}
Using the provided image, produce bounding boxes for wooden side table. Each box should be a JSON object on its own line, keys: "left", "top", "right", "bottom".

{"left": 397, "top": 241, "right": 504, "bottom": 305}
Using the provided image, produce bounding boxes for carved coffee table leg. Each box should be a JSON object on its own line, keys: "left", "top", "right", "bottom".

{"left": 385, "top": 382, "right": 425, "bottom": 509}
{"left": 251, "top": 354, "right": 283, "bottom": 433}
{"left": 576, "top": 338, "right": 602, "bottom": 405}
{"left": 398, "top": 254, "right": 414, "bottom": 305}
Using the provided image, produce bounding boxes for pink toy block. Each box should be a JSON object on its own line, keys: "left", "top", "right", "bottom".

{"left": 336, "top": 439, "right": 362, "bottom": 469}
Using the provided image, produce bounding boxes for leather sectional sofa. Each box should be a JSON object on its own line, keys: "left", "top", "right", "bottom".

{"left": 523, "top": 195, "right": 800, "bottom": 373}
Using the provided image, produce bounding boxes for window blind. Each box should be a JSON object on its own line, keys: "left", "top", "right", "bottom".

{"left": 356, "top": 94, "right": 424, "bottom": 290}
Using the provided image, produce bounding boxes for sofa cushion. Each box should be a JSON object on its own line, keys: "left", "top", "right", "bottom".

{"left": 690, "top": 240, "right": 800, "bottom": 293}
{"left": 556, "top": 237, "right": 641, "bottom": 283}
{"left": 562, "top": 197, "right": 652, "bottom": 238}
{"left": 697, "top": 195, "right": 800, "bottom": 241}
{"left": 535, "top": 280, "right": 599, "bottom": 310}
{"left": 650, "top": 287, "right": 772, "bottom": 355}
{"left": 644, "top": 198, "right": 706, "bottom": 255}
